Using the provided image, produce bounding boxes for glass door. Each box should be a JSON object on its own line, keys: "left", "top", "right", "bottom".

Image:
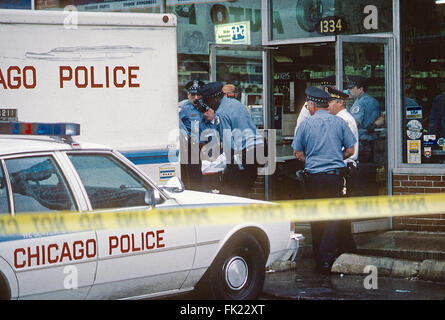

{"left": 209, "top": 44, "right": 272, "bottom": 199}
{"left": 337, "top": 35, "right": 393, "bottom": 232}
{"left": 209, "top": 44, "right": 268, "bottom": 129}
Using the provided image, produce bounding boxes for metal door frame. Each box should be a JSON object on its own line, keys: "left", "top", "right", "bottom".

{"left": 336, "top": 34, "right": 395, "bottom": 194}
{"left": 337, "top": 34, "right": 395, "bottom": 232}
{"left": 209, "top": 43, "right": 277, "bottom": 200}
{"left": 209, "top": 43, "right": 276, "bottom": 129}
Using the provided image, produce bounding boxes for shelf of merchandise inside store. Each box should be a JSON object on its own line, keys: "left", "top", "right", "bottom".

{"left": 178, "top": 58, "right": 262, "bottom": 93}
{"left": 406, "top": 69, "right": 445, "bottom": 104}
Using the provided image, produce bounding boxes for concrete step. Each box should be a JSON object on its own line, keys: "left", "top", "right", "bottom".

{"left": 294, "top": 224, "right": 445, "bottom": 262}
{"left": 354, "top": 231, "right": 445, "bottom": 262}
{"left": 332, "top": 254, "right": 445, "bottom": 282}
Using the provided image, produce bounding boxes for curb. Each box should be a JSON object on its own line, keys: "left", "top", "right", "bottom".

{"left": 331, "top": 253, "right": 445, "bottom": 282}
{"left": 267, "top": 260, "right": 297, "bottom": 272}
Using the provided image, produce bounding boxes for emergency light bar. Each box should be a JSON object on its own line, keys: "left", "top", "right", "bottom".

{"left": 0, "top": 122, "right": 80, "bottom": 136}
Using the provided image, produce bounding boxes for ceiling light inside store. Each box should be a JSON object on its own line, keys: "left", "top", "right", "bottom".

{"left": 274, "top": 56, "right": 293, "bottom": 63}
{"left": 435, "top": 0, "right": 445, "bottom": 4}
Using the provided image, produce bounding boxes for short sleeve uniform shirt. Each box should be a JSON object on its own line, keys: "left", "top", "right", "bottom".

{"left": 292, "top": 109, "right": 356, "bottom": 174}
{"left": 349, "top": 93, "right": 380, "bottom": 141}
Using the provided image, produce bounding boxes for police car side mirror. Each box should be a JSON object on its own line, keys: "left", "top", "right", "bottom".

{"left": 160, "top": 176, "right": 185, "bottom": 193}
{"left": 145, "top": 189, "right": 161, "bottom": 206}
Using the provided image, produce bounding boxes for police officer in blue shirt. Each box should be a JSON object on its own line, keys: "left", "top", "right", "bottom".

{"left": 197, "top": 82, "right": 265, "bottom": 198}
{"left": 346, "top": 76, "right": 381, "bottom": 162}
{"left": 199, "top": 107, "right": 225, "bottom": 193}
{"left": 292, "top": 87, "right": 356, "bottom": 273}
{"left": 179, "top": 80, "right": 205, "bottom": 139}
{"left": 178, "top": 79, "right": 205, "bottom": 190}
{"left": 346, "top": 76, "right": 383, "bottom": 196}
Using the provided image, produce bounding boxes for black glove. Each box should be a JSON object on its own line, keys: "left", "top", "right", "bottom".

{"left": 195, "top": 99, "right": 210, "bottom": 113}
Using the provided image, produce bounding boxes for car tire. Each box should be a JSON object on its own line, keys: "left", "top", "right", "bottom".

{"left": 201, "top": 232, "right": 266, "bottom": 300}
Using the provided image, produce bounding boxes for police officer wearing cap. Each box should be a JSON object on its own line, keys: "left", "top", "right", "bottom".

{"left": 292, "top": 86, "right": 356, "bottom": 273}
{"left": 295, "top": 75, "right": 337, "bottom": 133}
{"left": 346, "top": 76, "right": 382, "bottom": 196}
{"left": 179, "top": 80, "right": 205, "bottom": 138}
{"left": 325, "top": 86, "right": 359, "bottom": 254}
{"left": 325, "top": 86, "right": 359, "bottom": 170}
{"left": 346, "top": 76, "right": 381, "bottom": 161}
{"left": 178, "top": 79, "right": 205, "bottom": 190}
{"left": 199, "top": 106, "right": 225, "bottom": 193}
{"left": 197, "top": 81, "right": 265, "bottom": 198}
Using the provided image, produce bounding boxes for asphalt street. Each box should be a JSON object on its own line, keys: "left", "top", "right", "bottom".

{"left": 169, "top": 258, "right": 445, "bottom": 301}
{"left": 263, "top": 258, "right": 445, "bottom": 300}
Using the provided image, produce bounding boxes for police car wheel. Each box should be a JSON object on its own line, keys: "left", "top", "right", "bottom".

{"left": 204, "top": 232, "right": 266, "bottom": 300}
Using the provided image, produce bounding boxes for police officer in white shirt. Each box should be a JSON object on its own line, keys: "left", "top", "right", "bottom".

{"left": 294, "top": 75, "right": 337, "bottom": 134}
{"left": 325, "top": 86, "right": 358, "bottom": 255}
{"left": 325, "top": 86, "right": 359, "bottom": 168}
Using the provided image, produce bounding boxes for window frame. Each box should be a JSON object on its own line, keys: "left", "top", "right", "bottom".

{"left": 64, "top": 150, "right": 165, "bottom": 212}
{"left": 0, "top": 159, "right": 12, "bottom": 215}
{"left": 398, "top": 0, "right": 445, "bottom": 170}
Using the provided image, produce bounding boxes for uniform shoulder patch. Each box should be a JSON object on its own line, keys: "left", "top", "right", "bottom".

{"left": 350, "top": 105, "right": 360, "bottom": 114}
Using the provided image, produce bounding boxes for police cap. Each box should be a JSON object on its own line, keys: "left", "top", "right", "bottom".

{"left": 346, "top": 75, "right": 368, "bottom": 89}
{"left": 323, "top": 86, "right": 349, "bottom": 100}
{"left": 305, "top": 86, "right": 332, "bottom": 105}
{"left": 198, "top": 81, "right": 224, "bottom": 100}
{"left": 319, "top": 75, "right": 336, "bottom": 86}
{"left": 185, "top": 79, "right": 204, "bottom": 94}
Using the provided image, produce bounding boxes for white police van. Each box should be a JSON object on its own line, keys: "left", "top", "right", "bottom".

{"left": 0, "top": 122, "right": 303, "bottom": 300}
{"left": 0, "top": 9, "right": 181, "bottom": 185}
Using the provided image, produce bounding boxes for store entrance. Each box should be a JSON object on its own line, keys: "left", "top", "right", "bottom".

{"left": 338, "top": 36, "right": 390, "bottom": 198}
{"left": 270, "top": 42, "right": 336, "bottom": 201}
{"left": 208, "top": 37, "right": 393, "bottom": 224}
{"left": 270, "top": 36, "right": 392, "bottom": 231}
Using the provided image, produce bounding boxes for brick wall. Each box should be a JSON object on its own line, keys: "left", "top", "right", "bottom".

{"left": 246, "top": 173, "right": 445, "bottom": 231}
{"left": 35, "top": 0, "right": 60, "bottom": 9}
{"left": 392, "top": 174, "right": 445, "bottom": 232}
{"left": 248, "top": 175, "right": 265, "bottom": 200}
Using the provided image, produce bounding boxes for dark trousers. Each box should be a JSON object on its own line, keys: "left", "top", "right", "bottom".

{"left": 305, "top": 172, "right": 344, "bottom": 268}
{"left": 181, "top": 164, "right": 202, "bottom": 191}
{"left": 201, "top": 172, "right": 223, "bottom": 193}
{"left": 356, "top": 140, "right": 379, "bottom": 196}
{"left": 221, "top": 145, "right": 264, "bottom": 198}
{"left": 222, "top": 163, "right": 258, "bottom": 198}
{"left": 180, "top": 139, "right": 202, "bottom": 191}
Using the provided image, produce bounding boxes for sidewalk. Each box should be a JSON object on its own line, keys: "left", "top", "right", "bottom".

{"left": 279, "top": 225, "right": 445, "bottom": 282}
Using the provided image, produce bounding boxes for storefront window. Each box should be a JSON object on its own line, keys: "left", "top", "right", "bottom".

{"left": 402, "top": 0, "right": 445, "bottom": 164}
{"left": 171, "top": 0, "right": 263, "bottom": 100}
{"left": 35, "top": 1, "right": 263, "bottom": 102}
{"left": 271, "top": 0, "right": 392, "bottom": 41}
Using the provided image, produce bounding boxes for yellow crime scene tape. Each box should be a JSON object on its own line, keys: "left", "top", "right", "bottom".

{"left": 1, "top": 193, "right": 445, "bottom": 237}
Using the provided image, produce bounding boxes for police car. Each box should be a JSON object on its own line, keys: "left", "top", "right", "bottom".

{"left": 0, "top": 122, "right": 303, "bottom": 300}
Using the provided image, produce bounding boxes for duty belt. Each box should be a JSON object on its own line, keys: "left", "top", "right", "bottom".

{"left": 308, "top": 168, "right": 348, "bottom": 176}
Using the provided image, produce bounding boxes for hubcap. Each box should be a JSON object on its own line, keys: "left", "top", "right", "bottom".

{"left": 225, "top": 256, "right": 248, "bottom": 290}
